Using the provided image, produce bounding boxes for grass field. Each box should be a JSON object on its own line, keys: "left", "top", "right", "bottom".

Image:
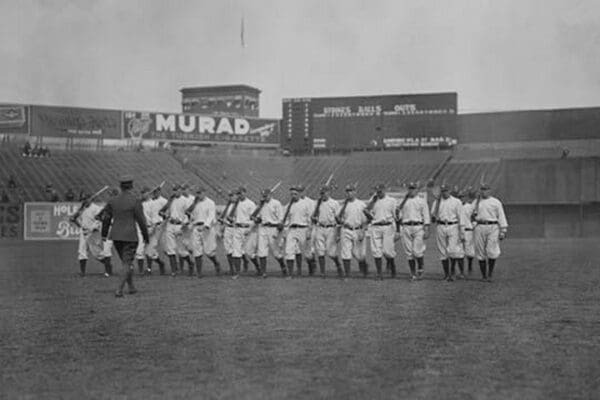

{"left": 1, "top": 238, "right": 599, "bottom": 399}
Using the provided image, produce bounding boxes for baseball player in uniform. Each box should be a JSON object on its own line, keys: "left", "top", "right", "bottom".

{"left": 161, "top": 184, "right": 189, "bottom": 276}
{"left": 280, "top": 186, "right": 311, "bottom": 277}
{"left": 229, "top": 187, "right": 256, "bottom": 279}
{"left": 135, "top": 187, "right": 153, "bottom": 274}
{"left": 298, "top": 186, "right": 318, "bottom": 276}
{"left": 366, "top": 183, "right": 398, "bottom": 279}
{"left": 472, "top": 183, "right": 508, "bottom": 282}
{"left": 143, "top": 186, "right": 168, "bottom": 275}
{"left": 459, "top": 189, "right": 476, "bottom": 275}
{"left": 177, "top": 183, "right": 196, "bottom": 274}
{"left": 219, "top": 190, "right": 237, "bottom": 275}
{"left": 431, "top": 184, "right": 467, "bottom": 281}
{"left": 101, "top": 175, "right": 149, "bottom": 297}
{"left": 312, "top": 185, "right": 342, "bottom": 278}
{"left": 186, "top": 186, "right": 220, "bottom": 277}
{"left": 253, "top": 188, "right": 285, "bottom": 277}
{"left": 397, "top": 182, "right": 431, "bottom": 280}
{"left": 71, "top": 193, "right": 114, "bottom": 277}
{"left": 337, "top": 184, "right": 368, "bottom": 278}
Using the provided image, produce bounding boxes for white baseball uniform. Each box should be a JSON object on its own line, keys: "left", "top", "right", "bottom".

{"left": 164, "top": 195, "right": 189, "bottom": 256}
{"left": 431, "top": 196, "right": 466, "bottom": 260}
{"left": 461, "top": 201, "right": 475, "bottom": 258}
{"left": 188, "top": 196, "right": 217, "bottom": 257}
{"left": 257, "top": 198, "right": 283, "bottom": 258}
{"left": 283, "top": 199, "right": 312, "bottom": 260}
{"left": 302, "top": 196, "right": 317, "bottom": 258}
{"left": 313, "top": 197, "right": 340, "bottom": 258}
{"left": 77, "top": 202, "right": 112, "bottom": 261}
{"left": 473, "top": 197, "right": 508, "bottom": 260}
{"left": 232, "top": 197, "right": 256, "bottom": 258}
{"left": 339, "top": 199, "right": 367, "bottom": 261}
{"left": 398, "top": 196, "right": 430, "bottom": 259}
{"left": 369, "top": 195, "right": 397, "bottom": 259}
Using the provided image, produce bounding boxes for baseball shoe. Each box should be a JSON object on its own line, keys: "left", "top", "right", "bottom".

{"left": 232, "top": 274, "right": 239, "bottom": 280}
{"left": 447, "top": 276, "right": 455, "bottom": 282}
{"left": 129, "top": 287, "right": 137, "bottom": 295}
{"left": 114, "top": 290, "right": 123, "bottom": 298}
{"left": 410, "top": 275, "right": 418, "bottom": 281}
{"left": 262, "top": 273, "right": 267, "bottom": 279}
{"left": 457, "top": 273, "right": 465, "bottom": 280}
{"left": 104, "top": 272, "right": 110, "bottom": 278}
{"left": 145, "top": 268, "right": 152, "bottom": 275}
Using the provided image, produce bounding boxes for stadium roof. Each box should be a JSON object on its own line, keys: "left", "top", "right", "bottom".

{"left": 180, "top": 85, "right": 261, "bottom": 95}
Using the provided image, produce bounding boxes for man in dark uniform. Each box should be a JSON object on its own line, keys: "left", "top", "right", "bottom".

{"left": 101, "top": 175, "right": 149, "bottom": 297}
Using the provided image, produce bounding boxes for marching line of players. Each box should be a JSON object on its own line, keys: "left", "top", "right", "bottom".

{"left": 72, "top": 180, "right": 508, "bottom": 282}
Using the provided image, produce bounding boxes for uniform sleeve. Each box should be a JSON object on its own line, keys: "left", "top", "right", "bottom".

{"left": 422, "top": 199, "right": 431, "bottom": 225}
{"left": 100, "top": 202, "right": 113, "bottom": 239}
{"left": 134, "top": 200, "right": 150, "bottom": 242}
{"left": 430, "top": 199, "right": 438, "bottom": 219}
{"left": 359, "top": 201, "right": 368, "bottom": 225}
{"left": 275, "top": 201, "right": 283, "bottom": 223}
{"left": 206, "top": 200, "right": 216, "bottom": 226}
{"left": 461, "top": 205, "right": 472, "bottom": 230}
{"left": 497, "top": 200, "right": 508, "bottom": 230}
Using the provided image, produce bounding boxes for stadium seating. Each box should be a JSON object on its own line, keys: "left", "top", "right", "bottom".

{"left": 0, "top": 147, "right": 197, "bottom": 202}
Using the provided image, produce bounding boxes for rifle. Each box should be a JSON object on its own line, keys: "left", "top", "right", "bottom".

{"left": 363, "top": 192, "right": 378, "bottom": 222}
{"left": 251, "top": 181, "right": 282, "bottom": 224}
{"left": 431, "top": 179, "right": 446, "bottom": 223}
{"left": 395, "top": 189, "right": 412, "bottom": 232}
{"left": 151, "top": 180, "right": 166, "bottom": 195}
{"left": 311, "top": 173, "right": 334, "bottom": 223}
{"left": 70, "top": 185, "right": 109, "bottom": 227}
{"left": 278, "top": 198, "right": 297, "bottom": 231}
{"left": 226, "top": 197, "right": 240, "bottom": 224}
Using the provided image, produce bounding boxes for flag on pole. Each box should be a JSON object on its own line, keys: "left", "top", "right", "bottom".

{"left": 241, "top": 16, "right": 246, "bottom": 48}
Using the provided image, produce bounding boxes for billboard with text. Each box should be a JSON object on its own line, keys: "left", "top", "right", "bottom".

{"left": 24, "top": 202, "right": 85, "bottom": 240}
{"left": 0, "top": 104, "right": 29, "bottom": 135}
{"left": 123, "top": 111, "right": 280, "bottom": 145}
{"left": 31, "top": 106, "right": 121, "bottom": 138}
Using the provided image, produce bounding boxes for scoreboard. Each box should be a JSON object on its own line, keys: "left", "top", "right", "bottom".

{"left": 282, "top": 92, "right": 457, "bottom": 152}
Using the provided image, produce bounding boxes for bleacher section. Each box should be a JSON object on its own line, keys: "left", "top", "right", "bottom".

{"left": 0, "top": 147, "right": 197, "bottom": 202}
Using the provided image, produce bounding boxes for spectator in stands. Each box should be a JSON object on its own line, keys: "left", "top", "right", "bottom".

{"left": 561, "top": 148, "right": 570, "bottom": 159}
{"left": 22, "top": 142, "right": 31, "bottom": 157}
{"left": 42, "top": 146, "right": 51, "bottom": 157}
{"left": 65, "top": 188, "right": 75, "bottom": 201}
{"left": 0, "top": 189, "right": 9, "bottom": 203}
{"left": 32, "top": 145, "right": 41, "bottom": 157}
{"left": 45, "top": 184, "right": 60, "bottom": 202}
{"left": 79, "top": 189, "right": 87, "bottom": 201}
{"left": 7, "top": 175, "right": 17, "bottom": 189}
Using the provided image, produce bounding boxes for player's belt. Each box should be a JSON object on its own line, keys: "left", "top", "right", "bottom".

{"left": 234, "top": 223, "right": 251, "bottom": 228}
{"left": 261, "top": 223, "right": 279, "bottom": 228}
{"left": 343, "top": 224, "right": 362, "bottom": 230}
{"left": 464, "top": 228, "right": 473, "bottom": 231}
{"left": 169, "top": 219, "right": 183, "bottom": 225}
{"left": 318, "top": 223, "right": 336, "bottom": 228}
{"left": 193, "top": 222, "right": 205, "bottom": 226}
{"left": 372, "top": 221, "right": 392, "bottom": 226}
{"left": 476, "top": 220, "right": 498, "bottom": 225}
{"left": 437, "top": 221, "right": 457, "bottom": 225}
{"left": 403, "top": 221, "right": 423, "bottom": 226}
{"left": 289, "top": 224, "right": 308, "bottom": 229}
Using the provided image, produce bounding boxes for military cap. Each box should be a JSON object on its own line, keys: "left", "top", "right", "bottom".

{"left": 236, "top": 186, "right": 247, "bottom": 194}
{"left": 140, "top": 186, "right": 151, "bottom": 194}
{"left": 195, "top": 186, "right": 205, "bottom": 194}
{"left": 345, "top": 184, "right": 356, "bottom": 192}
{"left": 457, "top": 190, "right": 466, "bottom": 198}
{"left": 119, "top": 175, "right": 133, "bottom": 184}
{"left": 440, "top": 184, "right": 449, "bottom": 192}
{"left": 180, "top": 183, "right": 190, "bottom": 190}
{"left": 289, "top": 185, "right": 300, "bottom": 192}
{"left": 374, "top": 183, "right": 386, "bottom": 191}
{"left": 261, "top": 188, "right": 272, "bottom": 197}
{"left": 480, "top": 183, "right": 491, "bottom": 190}
{"left": 227, "top": 189, "right": 236, "bottom": 196}
{"left": 172, "top": 183, "right": 181, "bottom": 190}
{"left": 408, "top": 182, "right": 417, "bottom": 189}
{"left": 296, "top": 184, "right": 305, "bottom": 192}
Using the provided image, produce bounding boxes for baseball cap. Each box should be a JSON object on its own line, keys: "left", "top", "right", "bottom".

{"left": 119, "top": 175, "right": 133, "bottom": 184}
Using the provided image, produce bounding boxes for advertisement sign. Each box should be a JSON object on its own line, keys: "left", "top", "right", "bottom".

{"left": 123, "top": 111, "right": 280, "bottom": 144}
{"left": 24, "top": 202, "right": 85, "bottom": 240}
{"left": 30, "top": 106, "right": 122, "bottom": 138}
{"left": 0, "top": 203, "right": 23, "bottom": 240}
{"left": 0, "top": 104, "right": 29, "bottom": 134}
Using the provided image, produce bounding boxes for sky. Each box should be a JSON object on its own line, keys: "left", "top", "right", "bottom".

{"left": 1, "top": 0, "right": 600, "bottom": 118}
